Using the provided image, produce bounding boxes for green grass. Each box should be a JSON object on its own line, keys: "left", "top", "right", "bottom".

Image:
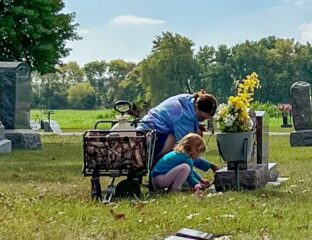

{"left": 31, "top": 109, "right": 294, "bottom": 132}
{"left": 0, "top": 135, "right": 311, "bottom": 239}
{"left": 31, "top": 109, "right": 115, "bottom": 131}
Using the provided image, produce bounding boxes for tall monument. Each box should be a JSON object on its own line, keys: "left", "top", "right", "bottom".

{"left": 0, "top": 61, "right": 41, "bottom": 149}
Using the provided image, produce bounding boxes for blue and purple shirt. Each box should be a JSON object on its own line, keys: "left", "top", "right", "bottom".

{"left": 140, "top": 94, "right": 199, "bottom": 141}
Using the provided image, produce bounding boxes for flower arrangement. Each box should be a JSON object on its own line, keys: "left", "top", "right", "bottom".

{"left": 277, "top": 103, "right": 292, "bottom": 116}
{"left": 215, "top": 72, "right": 261, "bottom": 133}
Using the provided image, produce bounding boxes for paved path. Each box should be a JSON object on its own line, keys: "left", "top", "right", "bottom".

{"left": 39, "top": 131, "right": 291, "bottom": 136}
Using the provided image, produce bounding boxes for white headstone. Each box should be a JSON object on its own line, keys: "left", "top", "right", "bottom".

{"left": 44, "top": 120, "right": 62, "bottom": 134}
{"left": 0, "top": 121, "right": 12, "bottom": 153}
{"left": 30, "top": 120, "right": 41, "bottom": 131}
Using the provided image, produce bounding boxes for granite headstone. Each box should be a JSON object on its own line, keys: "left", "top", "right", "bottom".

{"left": 214, "top": 111, "right": 278, "bottom": 191}
{"left": 290, "top": 81, "right": 312, "bottom": 146}
{"left": 290, "top": 81, "right": 312, "bottom": 131}
{"left": 0, "top": 61, "right": 31, "bottom": 129}
{"left": 0, "top": 61, "right": 41, "bottom": 149}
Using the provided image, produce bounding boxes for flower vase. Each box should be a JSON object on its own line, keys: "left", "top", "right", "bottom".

{"left": 216, "top": 131, "right": 253, "bottom": 162}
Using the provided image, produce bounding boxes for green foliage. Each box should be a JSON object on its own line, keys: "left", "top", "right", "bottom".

{"left": 31, "top": 109, "right": 115, "bottom": 130}
{"left": 67, "top": 82, "right": 96, "bottom": 109}
{"left": 0, "top": 0, "right": 80, "bottom": 73}
{"left": 141, "top": 32, "right": 200, "bottom": 105}
{"left": 84, "top": 60, "right": 135, "bottom": 107}
{"left": 251, "top": 101, "right": 279, "bottom": 118}
{"left": 196, "top": 36, "right": 312, "bottom": 104}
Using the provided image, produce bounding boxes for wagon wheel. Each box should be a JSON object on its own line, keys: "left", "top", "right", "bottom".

{"left": 90, "top": 177, "right": 102, "bottom": 201}
{"left": 114, "top": 179, "right": 141, "bottom": 198}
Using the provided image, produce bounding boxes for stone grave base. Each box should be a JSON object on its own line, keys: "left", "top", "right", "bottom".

{"left": 214, "top": 163, "right": 278, "bottom": 192}
{"left": 0, "top": 139, "right": 12, "bottom": 153}
{"left": 281, "top": 124, "right": 292, "bottom": 128}
{"left": 4, "top": 129, "right": 41, "bottom": 149}
{"left": 290, "top": 129, "right": 312, "bottom": 146}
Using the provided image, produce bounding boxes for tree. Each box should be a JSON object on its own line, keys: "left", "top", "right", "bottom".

{"left": 31, "top": 71, "right": 67, "bottom": 109}
{"left": 141, "top": 32, "right": 199, "bottom": 105}
{"left": 0, "top": 0, "right": 80, "bottom": 73}
{"left": 106, "top": 59, "right": 136, "bottom": 105}
{"left": 67, "top": 82, "right": 96, "bottom": 109}
{"left": 58, "top": 61, "right": 84, "bottom": 85}
{"left": 83, "top": 60, "right": 107, "bottom": 107}
{"left": 83, "top": 60, "right": 135, "bottom": 107}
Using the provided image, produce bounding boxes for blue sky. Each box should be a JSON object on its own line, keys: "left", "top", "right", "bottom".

{"left": 63, "top": 0, "right": 312, "bottom": 65}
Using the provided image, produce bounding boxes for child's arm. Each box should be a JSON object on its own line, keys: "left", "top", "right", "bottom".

{"left": 193, "top": 170, "right": 210, "bottom": 188}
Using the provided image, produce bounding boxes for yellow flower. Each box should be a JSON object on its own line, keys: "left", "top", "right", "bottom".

{"left": 215, "top": 72, "right": 261, "bottom": 133}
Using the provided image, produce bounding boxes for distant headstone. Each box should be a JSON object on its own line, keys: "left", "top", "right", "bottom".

{"left": 30, "top": 120, "right": 41, "bottom": 131}
{"left": 290, "top": 81, "right": 312, "bottom": 130}
{"left": 44, "top": 120, "right": 62, "bottom": 134}
{"left": 0, "top": 121, "right": 12, "bottom": 153}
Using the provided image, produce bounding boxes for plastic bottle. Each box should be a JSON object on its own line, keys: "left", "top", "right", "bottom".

{"left": 110, "top": 114, "right": 136, "bottom": 137}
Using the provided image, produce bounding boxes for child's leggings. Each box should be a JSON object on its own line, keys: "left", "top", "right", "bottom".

{"left": 151, "top": 163, "right": 191, "bottom": 192}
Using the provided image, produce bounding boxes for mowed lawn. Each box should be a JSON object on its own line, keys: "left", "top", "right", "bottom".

{"left": 31, "top": 109, "right": 294, "bottom": 133}
{"left": 31, "top": 109, "right": 115, "bottom": 131}
{"left": 0, "top": 134, "right": 311, "bottom": 239}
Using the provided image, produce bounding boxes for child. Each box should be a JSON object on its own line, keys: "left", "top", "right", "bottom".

{"left": 150, "top": 133, "right": 210, "bottom": 192}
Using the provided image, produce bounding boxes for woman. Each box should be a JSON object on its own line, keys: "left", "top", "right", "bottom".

{"left": 139, "top": 90, "right": 219, "bottom": 173}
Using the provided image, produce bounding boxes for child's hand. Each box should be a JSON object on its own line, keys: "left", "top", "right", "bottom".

{"left": 200, "top": 179, "right": 210, "bottom": 188}
{"left": 194, "top": 183, "right": 203, "bottom": 191}
{"left": 194, "top": 183, "right": 204, "bottom": 198}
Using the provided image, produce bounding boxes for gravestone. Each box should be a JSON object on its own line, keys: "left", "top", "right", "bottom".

{"left": 30, "top": 120, "right": 41, "bottom": 131}
{"left": 43, "top": 120, "right": 62, "bottom": 134}
{"left": 290, "top": 81, "right": 312, "bottom": 146}
{"left": 290, "top": 81, "right": 312, "bottom": 130}
{"left": 0, "top": 121, "right": 12, "bottom": 153}
{"left": 215, "top": 111, "right": 278, "bottom": 191}
{"left": 0, "top": 61, "right": 41, "bottom": 149}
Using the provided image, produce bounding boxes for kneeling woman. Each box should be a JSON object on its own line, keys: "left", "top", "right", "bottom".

{"left": 150, "top": 133, "right": 209, "bottom": 192}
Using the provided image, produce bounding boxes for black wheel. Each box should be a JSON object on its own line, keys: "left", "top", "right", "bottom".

{"left": 115, "top": 179, "right": 141, "bottom": 198}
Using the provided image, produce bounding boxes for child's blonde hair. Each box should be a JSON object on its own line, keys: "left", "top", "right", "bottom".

{"left": 174, "top": 133, "right": 206, "bottom": 159}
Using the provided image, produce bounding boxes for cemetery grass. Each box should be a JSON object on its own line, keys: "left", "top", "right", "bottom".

{"left": 31, "top": 109, "right": 294, "bottom": 133}
{"left": 0, "top": 135, "right": 311, "bottom": 239}
{"left": 31, "top": 109, "right": 115, "bottom": 131}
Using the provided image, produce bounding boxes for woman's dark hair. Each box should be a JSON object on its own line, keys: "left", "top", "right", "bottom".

{"left": 193, "top": 89, "right": 218, "bottom": 116}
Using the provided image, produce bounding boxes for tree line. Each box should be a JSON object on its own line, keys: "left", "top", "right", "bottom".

{"left": 31, "top": 33, "right": 312, "bottom": 109}
{"left": 1, "top": 1, "right": 312, "bottom": 110}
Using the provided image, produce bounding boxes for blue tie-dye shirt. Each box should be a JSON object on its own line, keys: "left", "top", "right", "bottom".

{"left": 140, "top": 94, "right": 199, "bottom": 141}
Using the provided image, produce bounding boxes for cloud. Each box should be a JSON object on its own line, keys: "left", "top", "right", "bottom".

{"left": 282, "top": 0, "right": 312, "bottom": 5}
{"left": 299, "top": 22, "right": 312, "bottom": 42}
{"left": 111, "top": 15, "right": 165, "bottom": 26}
{"left": 78, "top": 28, "right": 91, "bottom": 36}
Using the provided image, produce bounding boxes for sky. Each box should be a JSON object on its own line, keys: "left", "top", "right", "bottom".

{"left": 63, "top": 0, "right": 312, "bottom": 66}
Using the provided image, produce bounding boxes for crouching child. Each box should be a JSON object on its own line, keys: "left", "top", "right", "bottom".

{"left": 150, "top": 133, "right": 209, "bottom": 192}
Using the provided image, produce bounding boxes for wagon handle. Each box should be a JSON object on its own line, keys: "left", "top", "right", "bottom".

{"left": 114, "top": 100, "right": 132, "bottom": 115}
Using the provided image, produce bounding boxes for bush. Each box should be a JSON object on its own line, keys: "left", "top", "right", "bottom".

{"left": 251, "top": 101, "right": 279, "bottom": 118}
{"left": 67, "top": 82, "right": 96, "bottom": 109}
